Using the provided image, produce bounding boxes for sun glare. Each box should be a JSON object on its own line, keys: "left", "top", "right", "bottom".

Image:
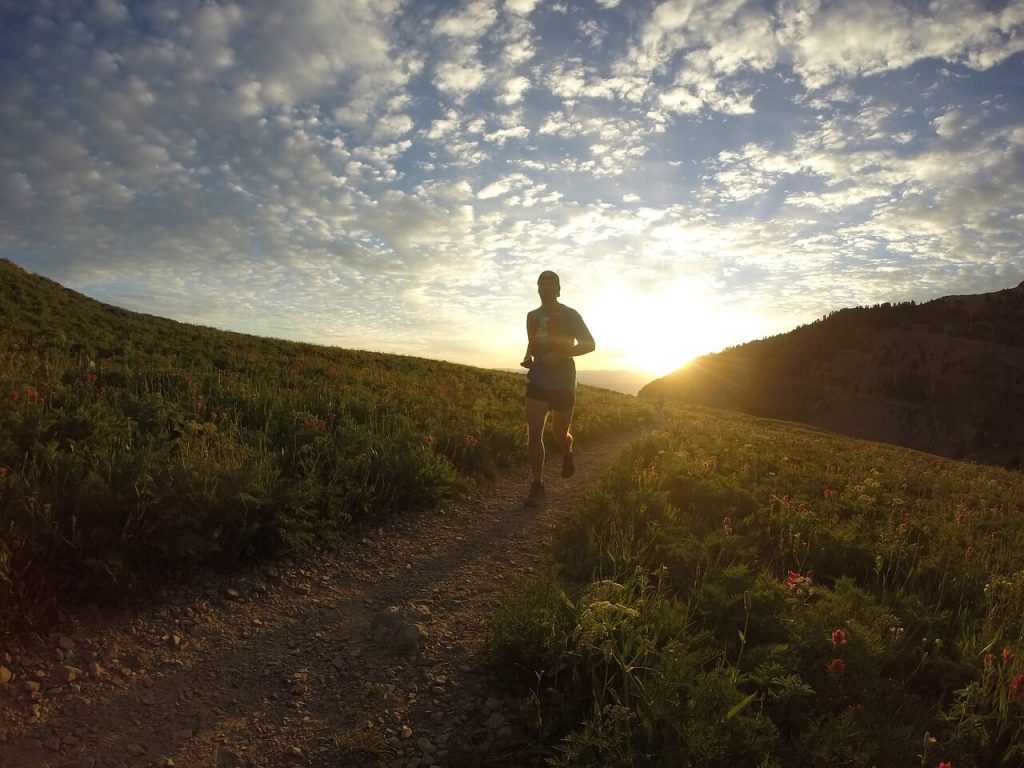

{"left": 588, "top": 281, "right": 756, "bottom": 377}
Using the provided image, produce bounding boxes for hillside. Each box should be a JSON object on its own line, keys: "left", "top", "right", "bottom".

{"left": 640, "top": 282, "right": 1024, "bottom": 467}
{"left": 0, "top": 258, "right": 650, "bottom": 633}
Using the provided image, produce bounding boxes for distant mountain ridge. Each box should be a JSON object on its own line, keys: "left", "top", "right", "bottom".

{"left": 640, "top": 282, "right": 1024, "bottom": 468}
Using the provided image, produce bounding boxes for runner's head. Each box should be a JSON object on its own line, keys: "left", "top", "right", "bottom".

{"left": 537, "top": 270, "right": 560, "bottom": 301}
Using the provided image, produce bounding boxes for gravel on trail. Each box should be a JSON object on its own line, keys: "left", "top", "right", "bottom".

{"left": 0, "top": 430, "right": 641, "bottom": 768}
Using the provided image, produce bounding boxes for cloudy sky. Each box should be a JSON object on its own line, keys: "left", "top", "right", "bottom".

{"left": 2, "top": 0, "right": 1022, "bottom": 376}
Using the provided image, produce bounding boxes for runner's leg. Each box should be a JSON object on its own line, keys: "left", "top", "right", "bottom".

{"left": 526, "top": 396, "right": 550, "bottom": 484}
{"left": 551, "top": 406, "right": 574, "bottom": 457}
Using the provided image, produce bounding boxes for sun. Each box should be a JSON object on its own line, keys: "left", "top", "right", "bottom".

{"left": 585, "top": 280, "right": 757, "bottom": 377}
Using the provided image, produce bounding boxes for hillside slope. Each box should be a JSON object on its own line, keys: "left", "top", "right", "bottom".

{"left": 640, "top": 282, "right": 1024, "bottom": 467}
{"left": 0, "top": 258, "right": 649, "bottom": 632}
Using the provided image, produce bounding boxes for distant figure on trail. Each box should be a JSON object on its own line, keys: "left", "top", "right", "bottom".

{"left": 520, "top": 270, "right": 595, "bottom": 507}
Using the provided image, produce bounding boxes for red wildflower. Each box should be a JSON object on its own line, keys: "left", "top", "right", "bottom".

{"left": 424, "top": 435, "right": 434, "bottom": 444}
{"left": 938, "top": 761, "right": 952, "bottom": 768}
{"left": 826, "top": 658, "right": 845, "bottom": 675}
{"left": 1003, "top": 647, "right": 1014, "bottom": 662}
{"left": 956, "top": 512, "right": 965, "bottom": 525}
{"left": 83, "top": 373, "right": 97, "bottom": 383}
{"left": 1011, "top": 673, "right": 1024, "bottom": 697}
{"left": 785, "top": 570, "right": 805, "bottom": 591}
{"left": 831, "top": 629, "right": 848, "bottom": 646}
{"left": 0, "top": 467, "right": 7, "bottom": 475}
{"left": 9, "top": 390, "right": 17, "bottom": 402}
{"left": 722, "top": 516, "right": 733, "bottom": 535}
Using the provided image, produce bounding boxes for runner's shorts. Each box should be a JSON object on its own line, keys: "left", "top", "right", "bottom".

{"left": 526, "top": 383, "right": 575, "bottom": 412}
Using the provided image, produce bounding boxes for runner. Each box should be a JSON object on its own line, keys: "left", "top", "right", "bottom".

{"left": 520, "top": 270, "right": 595, "bottom": 507}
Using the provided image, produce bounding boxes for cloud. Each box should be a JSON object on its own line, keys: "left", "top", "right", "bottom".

{"left": 783, "top": 0, "right": 1024, "bottom": 89}
{"left": 433, "top": 0, "right": 499, "bottom": 38}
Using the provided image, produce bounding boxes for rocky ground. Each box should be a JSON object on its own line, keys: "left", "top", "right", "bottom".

{"left": 0, "top": 431, "right": 639, "bottom": 768}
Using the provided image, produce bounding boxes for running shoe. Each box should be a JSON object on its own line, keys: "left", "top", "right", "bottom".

{"left": 524, "top": 481, "right": 546, "bottom": 507}
{"left": 561, "top": 450, "right": 576, "bottom": 478}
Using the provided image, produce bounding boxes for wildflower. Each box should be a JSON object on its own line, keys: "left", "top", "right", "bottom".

{"left": 1003, "top": 647, "right": 1014, "bottom": 662}
{"left": 1011, "top": 673, "right": 1024, "bottom": 697}
{"left": 956, "top": 512, "right": 965, "bottom": 525}
{"left": 991, "top": 530, "right": 999, "bottom": 541}
{"left": 83, "top": 373, "right": 97, "bottom": 383}
{"left": 938, "top": 762, "right": 952, "bottom": 768}
{"left": 826, "top": 658, "right": 845, "bottom": 675}
{"left": 831, "top": 629, "right": 848, "bottom": 646}
{"left": 785, "top": 571, "right": 804, "bottom": 591}
{"left": 463, "top": 434, "right": 477, "bottom": 447}
{"left": 424, "top": 435, "right": 434, "bottom": 445}
{"left": 722, "top": 516, "right": 733, "bottom": 535}
{"left": 9, "top": 390, "right": 17, "bottom": 402}
{"left": 0, "top": 466, "right": 7, "bottom": 475}
{"left": 985, "top": 653, "right": 996, "bottom": 665}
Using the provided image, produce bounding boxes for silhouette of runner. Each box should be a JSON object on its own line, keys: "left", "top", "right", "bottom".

{"left": 520, "top": 270, "right": 595, "bottom": 507}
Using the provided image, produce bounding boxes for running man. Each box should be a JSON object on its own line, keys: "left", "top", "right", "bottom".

{"left": 520, "top": 270, "right": 595, "bottom": 507}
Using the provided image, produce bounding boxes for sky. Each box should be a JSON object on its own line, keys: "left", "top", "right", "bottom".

{"left": 1, "top": 0, "right": 1023, "bottom": 378}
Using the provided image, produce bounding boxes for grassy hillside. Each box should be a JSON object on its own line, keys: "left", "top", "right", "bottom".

{"left": 488, "top": 404, "right": 1024, "bottom": 766}
{"left": 640, "top": 284, "right": 1024, "bottom": 468}
{"left": 0, "top": 259, "right": 652, "bottom": 634}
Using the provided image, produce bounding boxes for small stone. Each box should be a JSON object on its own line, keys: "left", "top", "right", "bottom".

{"left": 58, "top": 636, "right": 75, "bottom": 651}
{"left": 484, "top": 697, "right": 503, "bottom": 712}
{"left": 251, "top": 618, "right": 263, "bottom": 627}
{"left": 121, "top": 652, "right": 144, "bottom": 669}
{"left": 225, "top": 588, "right": 241, "bottom": 600}
{"left": 400, "top": 725, "right": 413, "bottom": 739}
{"left": 127, "top": 743, "right": 147, "bottom": 756}
{"left": 24, "top": 680, "right": 41, "bottom": 693}
{"left": 88, "top": 661, "right": 106, "bottom": 679}
{"left": 0, "top": 666, "right": 12, "bottom": 685}
{"left": 417, "top": 737, "right": 436, "bottom": 754}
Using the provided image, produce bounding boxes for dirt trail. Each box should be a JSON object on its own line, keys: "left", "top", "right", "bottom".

{"left": 0, "top": 430, "right": 640, "bottom": 768}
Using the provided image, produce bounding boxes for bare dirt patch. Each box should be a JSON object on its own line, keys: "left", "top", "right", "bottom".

{"left": 0, "top": 431, "right": 639, "bottom": 768}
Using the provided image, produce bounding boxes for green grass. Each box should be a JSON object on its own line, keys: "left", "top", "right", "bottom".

{"left": 487, "top": 405, "right": 1024, "bottom": 767}
{"left": 0, "top": 259, "right": 652, "bottom": 636}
